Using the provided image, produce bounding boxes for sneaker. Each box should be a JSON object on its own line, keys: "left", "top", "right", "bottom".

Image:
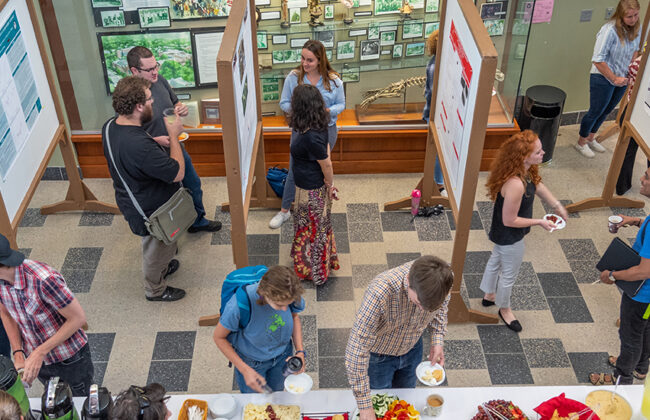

{"left": 574, "top": 142, "right": 595, "bottom": 158}
{"left": 269, "top": 211, "right": 291, "bottom": 229}
{"left": 163, "top": 259, "right": 179, "bottom": 279}
{"left": 588, "top": 140, "right": 606, "bottom": 153}
{"left": 188, "top": 220, "right": 222, "bottom": 233}
{"left": 146, "top": 286, "right": 186, "bottom": 302}
{"left": 440, "top": 189, "right": 448, "bottom": 198}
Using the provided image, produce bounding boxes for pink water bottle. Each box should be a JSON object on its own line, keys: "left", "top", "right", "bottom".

{"left": 411, "top": 189, "right": 421, "bottom": 217}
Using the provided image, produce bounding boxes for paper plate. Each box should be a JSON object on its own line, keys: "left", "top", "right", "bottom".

{"left": 544, "top": 214, "right": 566, "bottom": 230}
{"left": 416, "top": 361, "right": 445, "bottom": 386}
{"left": 284, "top": 372, "right": 313, "bottom": 394}
{"left": 179, "top": 132, "right": 189, "bottom": 142}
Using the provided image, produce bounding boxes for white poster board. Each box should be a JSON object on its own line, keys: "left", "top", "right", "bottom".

{"left": 231, "top": 5, "right": 258, "bottom": 197}
{"left": 433, "top": 0, "right": 482, "bottom": 209}
{"left": 0, "top": 0, "right": 58, "bottom": 222}
{"left": 629, "top": 48, "right": 650, "bottom": 144}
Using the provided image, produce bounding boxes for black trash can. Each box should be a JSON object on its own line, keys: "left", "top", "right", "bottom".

{"left": 518, "top": 85, "right": 566, "bottom": 164}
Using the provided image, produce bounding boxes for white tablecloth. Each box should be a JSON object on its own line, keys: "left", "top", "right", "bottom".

{"left": 29, "top": 385, "right": 647, "bottom": 420}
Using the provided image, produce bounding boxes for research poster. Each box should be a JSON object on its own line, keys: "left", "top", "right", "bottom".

{"left": 194, "top": 31, "right": 224, "bottom": 84}
{"left": 0, "top": 11, "right": 42, "bottom": 180}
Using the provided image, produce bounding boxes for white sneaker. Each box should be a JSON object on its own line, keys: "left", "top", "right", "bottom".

{"left": 588, "top": 140, "right": 606, "bottom": 153}
{"left": 440, "top": 188, "right": 448, "bottom": 197}
{"left": 574, "top": 142, "right": 595, "bottom": 158}
{"left": 269, "top": 211, "right": 291, "bottom": 229}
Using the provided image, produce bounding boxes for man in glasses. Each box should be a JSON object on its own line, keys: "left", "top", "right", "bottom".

{"left": 345, "top": 256, "right": 453, "bottom": 420}
{"left": 102, "top": 76, "right": 186, "bottom": 302}
{"left": 127, "top": 46, "right": 222, "bottom": 235}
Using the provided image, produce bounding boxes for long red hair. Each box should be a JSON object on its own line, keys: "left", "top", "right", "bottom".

{"left": 486, "top": 130, "right": 542, "bottom": 201}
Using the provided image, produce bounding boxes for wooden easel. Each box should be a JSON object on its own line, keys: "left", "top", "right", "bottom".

{"left": 0, "top": 0, "right": 116, "bottom": 249}
{"left": 385, "top": 0, "right": 498, "bottom": 324}
{"left": 566, "top": 4, "right": 650, "bottom": 214}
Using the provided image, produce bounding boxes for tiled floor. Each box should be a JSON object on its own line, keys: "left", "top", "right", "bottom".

{"left": 16, "top": 124, "right": 649, "bottom": 396}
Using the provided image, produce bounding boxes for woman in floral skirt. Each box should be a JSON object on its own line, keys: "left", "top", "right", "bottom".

{"left": 288, "top": 84, "right": 340, "bottom": 285}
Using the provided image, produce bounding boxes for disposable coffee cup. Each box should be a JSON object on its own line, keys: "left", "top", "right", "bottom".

{"left": 163, "top": 108, "right": 177, "bottom": 124}
{"left": 609, "top": 215, "right": 623, "bottom": 233}
{"left": 423, "top": 394, "right": 444, "bottom": 417}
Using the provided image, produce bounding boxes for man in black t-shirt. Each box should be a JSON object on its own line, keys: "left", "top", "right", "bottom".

{"left": 102, "top": 76, "right": 186, "bottom": 302}
{"left": 127, "top": 46, "right": 221, "bottom": 234}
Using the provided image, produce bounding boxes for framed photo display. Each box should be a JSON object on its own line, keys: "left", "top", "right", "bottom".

{"left": 100, "top": 10, "right": 125, "bottom": 28}
{"left": 425, "top": 0, "right": 439, "bottom": 12}
{"left": 272, "top": 34, "right": 287, "bottom": 44}
{"left": 315, "top": 30, "right": 334, "bottom": 48}
{"left": 257, "top": 31, "right": 268, "bottom": 50}
{"left": 92, "top": 0, "right": 123, "bottom": 7}
{"left": 192, "top": 29, "right": 225, "bottom": 86}
{"left": 375, "top": 0, "right": 401, "bottom": 15}
{"left": 138, "top": 7, "right": 171, "bottom": 29}
{"left": 405, "top": 41, "right": 425, "bottom": 56}
{"left": 171, "top": 0, "right": 230, "bottom": 19}
{"left": 200, "top": 99, "right": 221, "bottom": 124}
{"left": 324, "top": 4, "right": 334, "bottom": 19}
{"left": 392, "top": 44, "right": 403, "bottom": 57}
{"left": 360, "top": 39, "right": 380, "bottom": 60}
{"left": 290, "top": 8, "right": 301, "bottom": 23}
{"left": 402, "top": 19, "right": 423, "bottom": 39}
{"left": 484, "top": 19, "right": 505, "bottom": 36}
{"left": 380, "top": 30, "right": 396, "bottom": 46}
{"left": 336, "top": 40, "right": 355, "bottom": 59}
{"left": 425, "top": 22, "right": 439, "bottom": 37}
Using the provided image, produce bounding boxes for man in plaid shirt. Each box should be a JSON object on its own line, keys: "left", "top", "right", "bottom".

{"left": 345, "top": 256, "right": 453, "bottom": 420}
{"left": 0, "top": 234, "right": 93, "bottom": 396}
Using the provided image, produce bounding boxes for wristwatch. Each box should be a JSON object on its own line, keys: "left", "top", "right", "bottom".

{"left": 609, "top": 271, "right": 617, "bottom": 282}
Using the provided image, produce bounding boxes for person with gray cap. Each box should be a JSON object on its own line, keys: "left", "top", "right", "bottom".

{"left": 0, "top": 233, "right": 93, "bottom": 396}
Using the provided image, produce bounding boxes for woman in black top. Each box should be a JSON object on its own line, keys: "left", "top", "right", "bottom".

{"left": 289, "top": 84, "right": 340, "bottom": 285}
{"left": 480, "top": 130, "right": 568, "bottom": 332}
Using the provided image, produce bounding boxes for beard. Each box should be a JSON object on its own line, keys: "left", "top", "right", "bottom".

{"left": 140, "top": 105, "right": 153, "bottom": 125}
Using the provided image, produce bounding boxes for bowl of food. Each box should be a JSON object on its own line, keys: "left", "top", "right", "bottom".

{"left": 208, "top": 394, "right": 237, "bottom": 419}
{"left": 416, "top": 361, "right": 445, "bottom": 386}
{"left": 544, "top": 214, "right": 566, "bottom": 230}
{"left": 585, "top": 390, "right": 632, "bottom": 420}
{"left": 284, "top": 373, "right": 313, "bottom": 394}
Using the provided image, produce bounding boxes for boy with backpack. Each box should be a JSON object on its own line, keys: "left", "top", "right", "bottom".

{"left": 213, "top": 265, "right": 306, "bottom": 393}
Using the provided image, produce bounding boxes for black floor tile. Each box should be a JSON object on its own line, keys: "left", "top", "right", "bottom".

{"left": 18, "top": 248, "right": 31, "bottom": 259}
{"left": 280, "top": 221, "right": 294, "bottom": 244}
{"left": 301, "top": 315, "right": 318, "bottom": 372}
{"left": 542, "top": 200, "right": 581, "bottom": 218}
{"left": 213, "top": 206, "right": 232, "bottom": 225}
{"left": 558, "top": 239, "right": 600, "bottom": 261}
{"left": 152, "top": 331, "right": 196, "bottom": 360}
{"left": 547, "top": 297, "right": 593, "bottom": 323}
{"left": 352, "top": 264, "right": 388, "bottom": 288}
{"left": 380, "top": 212, "right": 416, "bottom": 232}
{"left": 516, "top": 262, "right": 538, "bottom": 285}
{"left": 568, "top": 260, "right": 601, "bottom": 283}
{"left": 510, "top": 284, "right": 549, "bottom": 311}
{"left": 386, "top": 253, "right": 421, "bottom": 269}
{"left": 610, "top": 207, "right": 646, "bottom": 218}
{"left": 318, "top": 328, "right": 351, "bottom": 357}
{"left": 463, "top": 251, "right": 492, "bottom": 274}
{"left": 147, "top": 360, "right": 192, "bottom": 392}
{"left": 347, "top": 203, "right": 380, "bottom": 222}
{"left": 61, "top": 247, "right": 103, "bottom": 271}
{"left": 446, "top": 210, "right": 483, "bottom": 231}
{"left": 211, "top": 228, "right": 232, "bottom": 245}
{"left": 414, "top": 216, "right": 451, "bottom": 241}
{"left": 93, "top": 362, "right": 108, "bottom": 386}
{"left": 335, "top": 232, "right": 350, "bottom": 254}
{"left": 477, "top": 325, "right": 523, "bottom": 354}
{"left": 317, "top": 277, "right": 353, "bottom": 301}
{"left": 79, "top": 212, "right": 114, "bottom": 227}
{"left": 476, "top": 201, "right": 493, "bottom": 227}
{"left": 332, "top": 213, "right": 348, "bottom": 232}
{"left": 87, "top": 333, "right": 116, "bottom": 362}
{"left": 318, "top": 357, "right": 349, "bottom": 388}
{"left": 485, "top": 353, "right": 534, "bottom": 385}
{"left": 522, "top": 338, "right": 570, "bottom": 368}
{"left": 538, "top": 272, "right": 581, "bottom": 297}
{"left": 248, "top": 255, "right": 280, "bottom": 266}
{"left": 463, "top": 274, "right": 483, "bottom": 299}
{"left": 19, "top": 208, "right": 47, "bottom": 227}
{"left": 568, "top": 352, "right": 610, "bottom": 384}
{"left": 443, "top": 340, "right": 486, "bottom": 369}
{"left": 348, "top": 222, "right": 383, "bottom": 242}
{"left": 247, "top": 234, "right": 279, "bottom": 255}
{"left": 61, "top": 269, "right": 96, "bottom": 293}
{"left": 41, "top": 167, "right": 64, "bottom": 181}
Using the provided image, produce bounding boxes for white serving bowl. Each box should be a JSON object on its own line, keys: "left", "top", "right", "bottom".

{"left": 208, "top": 394, "right": 238, "bottom": 419}
{"left": 284, "top": 373, "right": 313, "bottom": 394}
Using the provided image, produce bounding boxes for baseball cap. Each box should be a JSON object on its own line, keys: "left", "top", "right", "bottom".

{"left": 0, "top": 234, "right": 25, "bottom": 267}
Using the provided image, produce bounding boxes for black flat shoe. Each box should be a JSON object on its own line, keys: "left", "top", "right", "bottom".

{"left": 188, "top": 220, "right": 222, "bottom": 233}
{"left": 164, "top": 259, "right": 179, "bottom": 279}
{"left": 498, "top": 310, "right": 522, "bottom": 332}
{"left": 482, "top": 298, "right": 495, "bottom": 307}
{"left": 146, "top": 286, "right": 186, "bottom": 302}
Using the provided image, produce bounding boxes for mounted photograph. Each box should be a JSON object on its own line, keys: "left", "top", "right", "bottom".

{"left": 290, "top": 8, "right": 301, "bottom": 23}
{"left": 425, "top": 0, "right": 438, "bottom": 12}
{"left": 392, "top": 43, "right": 403, "bottom": 57}
{"left": 374, "top": 0, "right": 401, "bottom": 15}
{"left": 92, "top": 0, "right": 123, "bottom": 7}
{"left": 405, "top": 41, "right": 425, "bottom": 56}
{"left": 380, "top": 30, "right": 396, "bottom": 46}
{"left": 170, "top": 0, "right": 231, "bottom": 18}
{"left": 100, "top": 10, "right": 125, "bottom": 28}
{"left": 138, "top": 7, "right": 171, "bottom": 29}
{"left": 324, "top": 4, "right": 335, "bottom": 19}
{"left": 483, "top": 19, "right": 505, "bottom": 36}
{"left": 336, "top": 40, "right": 355, "bottom": 60}
{"left": 257, "top": 31, "right": 268, "bottom": 50}
{"left": 360, "top": 39, "right": 380, "bottom": 60}
{"left": 315, "top": 29, "right": 334, "bottom": 48}
{"left": 402, "top": 19, "right": 423, "bottom": 39}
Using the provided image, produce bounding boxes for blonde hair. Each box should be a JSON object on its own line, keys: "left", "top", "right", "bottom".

{"left": 611, "top": 0, "right": 640, "bottom": 42}
{"left": 0, "top": 390, "right": 21, "bottom": 420}
{"left": 426, "top": 29, "right": 439, "bottom": 56}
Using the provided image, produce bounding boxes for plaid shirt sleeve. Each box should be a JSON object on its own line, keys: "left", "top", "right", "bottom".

{"left": 39, "top": 272, "right": 75, "bottom": 310}
{"left": 345, "top": 287, "right": 384, "bottom": 410}
{"left": 429, "top": 293, "right": 450, "bottom": 346}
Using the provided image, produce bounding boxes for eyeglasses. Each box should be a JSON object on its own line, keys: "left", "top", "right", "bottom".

{"left": 129, "top": 386, "right": 150, "bottom": 420}
{"left": 138, "top": 62, "right": 160, "bottom": 73}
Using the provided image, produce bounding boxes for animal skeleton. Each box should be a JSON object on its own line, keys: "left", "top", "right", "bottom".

{"left": 359, "top": 76, "right": 426, "bottom": 110}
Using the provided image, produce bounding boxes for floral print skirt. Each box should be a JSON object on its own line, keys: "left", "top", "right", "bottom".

{"left": 291, "top": 184, "right": 339, "bottom": 285}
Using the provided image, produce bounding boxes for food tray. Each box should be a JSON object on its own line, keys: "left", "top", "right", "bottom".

{"left": 178, "top": 399, "right": 208, "bottom": 420}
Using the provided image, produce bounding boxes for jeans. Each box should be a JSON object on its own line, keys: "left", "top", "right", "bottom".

{"left": 579, "top": 73, "right": 626, "bottom": 138}
{"left": 234, "top": 342, "right": 294, "bottom": 393}
{"left": 480, "top": 239, "right": 525, "bottom": 308}
{"left": 282, "top": 125, "right": 338, "bottom": 210}
{"left": 368, "top": 338, "right": 423, "bottom": 389}
{"left": 434, "top": 157, "right": 443, "bottom": 186}
{"left": 38, "top": 344, "right": 94, "bottom": 397}
{"left": 0, "top": 322, "right": 9, "bottom": 358}
{"left": 614, "top": 293, "right": 650, "bottom": 384}
{"left": 182, "top": 147, "right": 208, "bottom": 227}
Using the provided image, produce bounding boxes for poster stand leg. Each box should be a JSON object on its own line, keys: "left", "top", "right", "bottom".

{"left": 383, "top": 177, "right": 450, "bottom": 211}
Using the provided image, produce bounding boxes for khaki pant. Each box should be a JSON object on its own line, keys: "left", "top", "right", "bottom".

{"left": 141, "top": 235, "right": 177, "bottom": 297}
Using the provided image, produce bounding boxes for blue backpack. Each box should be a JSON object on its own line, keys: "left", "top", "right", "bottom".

{"left": 266, "top": 167, "right": 288, "bottom": 198}
{"left": 219, "top": 265, "right": 269, "bottom": 329}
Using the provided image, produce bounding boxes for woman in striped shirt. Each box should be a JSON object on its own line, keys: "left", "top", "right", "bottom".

{"left": 575, "top": 0, "right": 640, "bottom": 158}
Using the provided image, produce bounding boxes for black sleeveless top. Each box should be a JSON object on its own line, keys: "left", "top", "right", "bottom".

{"left": 488, "top": 179, "right": 536, "bottom": 246}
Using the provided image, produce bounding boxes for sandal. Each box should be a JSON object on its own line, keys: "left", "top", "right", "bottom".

{"left": 607, "top": 355, "right": 647, "bottom": 380}
{"left": 589, "top": 372, "right": 614, "bottom": 385}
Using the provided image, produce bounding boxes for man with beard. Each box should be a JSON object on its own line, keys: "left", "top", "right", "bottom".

{"left": 102, "top": 76, "right": 186, "bottom": 302}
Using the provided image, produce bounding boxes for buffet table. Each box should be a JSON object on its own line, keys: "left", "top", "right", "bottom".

{"left": 29, "top": 385, "right": 647, "bottom": 419}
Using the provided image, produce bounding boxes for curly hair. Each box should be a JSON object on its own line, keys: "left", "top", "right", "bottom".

{"left": 294, "top": 39, "right": 340, "bottom": 92}
{"left": 288, "top": 84, "right": 330, "bottom": 133}
{"left": 485, "top": 129, "right": 542, "bottom": 201}
{"left": 611, "top": 0, "right": 640, "bottom": 42}
{"left": 256, "top": 266, "right": 304, "bottom": 305}
{"left": 426, "top": 29, "right": 439, "bottom": 56}
{"left": 112, "top": 383, "right": 169, "bottom": 420}
{"left": 112, "top": 76, "right": 151, "bottom": 116}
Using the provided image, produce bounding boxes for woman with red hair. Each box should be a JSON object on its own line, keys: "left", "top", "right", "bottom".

{"left": 480, "top": 130, "right": 568, "bottom": 332}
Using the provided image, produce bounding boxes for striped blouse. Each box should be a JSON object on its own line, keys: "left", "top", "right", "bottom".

{"left": 590, "top": 21, "right": 640, "bottom": 84}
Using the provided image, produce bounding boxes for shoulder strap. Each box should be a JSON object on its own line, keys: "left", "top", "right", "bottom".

{"left": 235, "top": 284, "right": 253, "bottom": 329}
{"left": 104, "top": 119, "right": 149, "bottom": 223}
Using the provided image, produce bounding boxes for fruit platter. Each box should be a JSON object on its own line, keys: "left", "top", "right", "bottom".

{"left": 352, "top": 394, "right": 419, "bottom": 420}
